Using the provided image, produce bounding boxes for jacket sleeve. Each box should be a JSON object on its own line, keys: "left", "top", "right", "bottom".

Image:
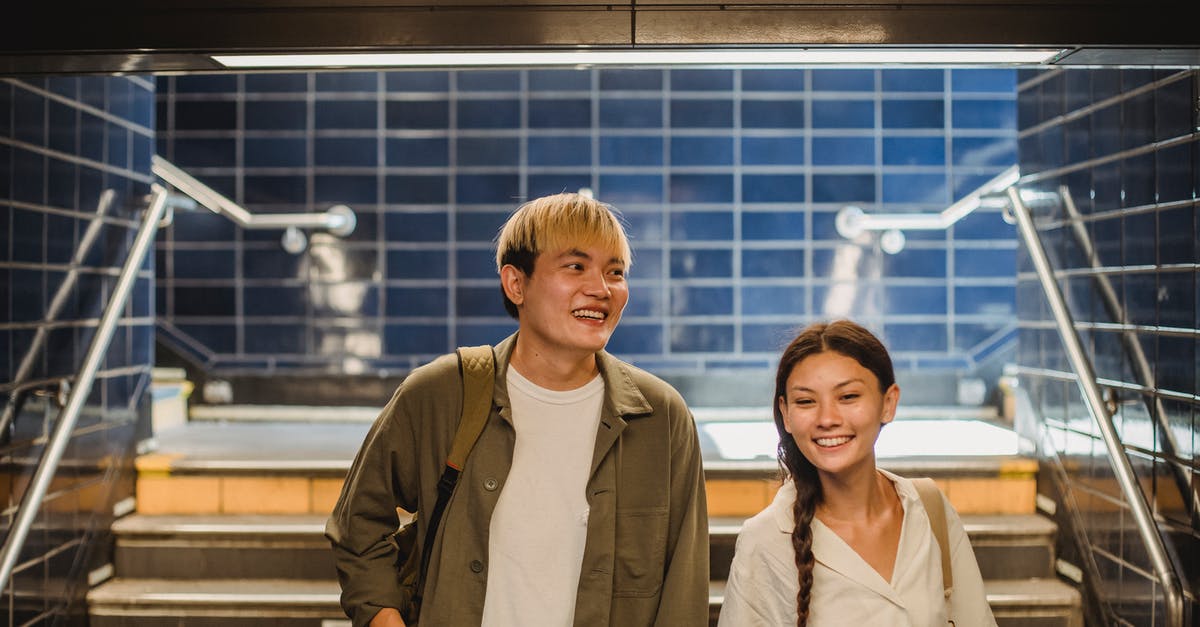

{"left": 324, "top": 383, "right": 422, "bottom": 627}
{"left": 653, "top": 401, "right": 710, "bottom": 626}
{"left": 945, "top": 499, "right": 999, "bottom": 627}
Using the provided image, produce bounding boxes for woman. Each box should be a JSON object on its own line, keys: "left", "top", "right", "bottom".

{"left": 718, "top": 320, "right": 996, "bottom": 626}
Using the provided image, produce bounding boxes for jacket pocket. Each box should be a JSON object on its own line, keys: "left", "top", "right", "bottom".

{"left": 388, "top": 519, "right": 422, "bottom": 621}
{"left": 613, "top": 507, "right": 667, "bottom": 598}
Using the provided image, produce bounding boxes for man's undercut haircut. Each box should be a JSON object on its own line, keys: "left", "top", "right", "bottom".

{"left": 495, "top": 192, "right": 633, "bottom": 319}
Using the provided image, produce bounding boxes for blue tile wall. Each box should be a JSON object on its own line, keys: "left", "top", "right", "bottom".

{"left": 154, "top": 68, "right": 1017, "bottom": 375}
{"left": 1016, "top": 68, "right": 1199, "bottom": 625}
{"left": 1, "top": 75, "right": 155, "bottom": 624}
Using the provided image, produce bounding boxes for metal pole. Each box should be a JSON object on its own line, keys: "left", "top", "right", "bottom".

{"left": 0, "top": 184, "right": 169, "bottom": 593}
{"left": 1008, "top": 186, "right": 1183, "bottom": 627}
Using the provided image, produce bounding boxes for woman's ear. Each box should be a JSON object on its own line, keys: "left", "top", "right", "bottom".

{"left": 500, "top": 264, "right": 526, "bottom": 308}
{"left": 880, "top": 383, "right": 900, "bottom": 425}
{"left": 778, "top": 396, "right": 792, "bottom": 434}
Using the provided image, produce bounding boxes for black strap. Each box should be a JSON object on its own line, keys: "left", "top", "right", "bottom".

{"left": 417, "top": 465, "right": 461, "bottom": 595}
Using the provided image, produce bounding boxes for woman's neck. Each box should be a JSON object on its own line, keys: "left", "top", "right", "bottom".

{"left": 815, "top": 465, "right": 894, "bottom": 523}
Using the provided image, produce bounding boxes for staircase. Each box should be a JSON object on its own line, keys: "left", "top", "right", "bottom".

{"left": 87, "top": 408, "right": 1083, "bottom": 627}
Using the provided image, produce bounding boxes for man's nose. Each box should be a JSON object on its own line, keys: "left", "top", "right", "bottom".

{"left": 583, "top": 270, "right": 611, "bottom": 296}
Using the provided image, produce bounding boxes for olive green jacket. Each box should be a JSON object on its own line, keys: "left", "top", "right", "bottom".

{"left": 325, "top": 334, "right": 710, "bottom": 627}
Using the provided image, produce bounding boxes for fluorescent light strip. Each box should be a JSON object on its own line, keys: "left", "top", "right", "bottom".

{"left": 213, "top": 48, "right": 1061, "bottom": 69}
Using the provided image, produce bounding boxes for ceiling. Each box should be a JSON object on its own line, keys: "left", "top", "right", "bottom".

{"left": 3, "top": 1, "right": 1198, "bottom": 75}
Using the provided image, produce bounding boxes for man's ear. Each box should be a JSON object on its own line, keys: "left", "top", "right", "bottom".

{"left": 500, "top": 264, "right": 526, "bottom": 307}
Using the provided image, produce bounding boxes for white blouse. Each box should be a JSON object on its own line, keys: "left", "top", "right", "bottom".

{"left": 718, "top": 469, "right": 997, "bottom": 627}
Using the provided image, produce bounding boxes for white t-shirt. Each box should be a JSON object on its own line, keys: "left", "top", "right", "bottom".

{"left": 481, "top": 367, "right": 605, "bottom": 627}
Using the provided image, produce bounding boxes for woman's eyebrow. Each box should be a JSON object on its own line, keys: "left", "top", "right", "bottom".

{"left": 789, "top": 378, "right": 865, "bottom": 393}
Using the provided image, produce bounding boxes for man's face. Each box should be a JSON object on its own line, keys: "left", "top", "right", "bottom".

{"left": 503, "top": 245, "right": 629, "bottom": 361}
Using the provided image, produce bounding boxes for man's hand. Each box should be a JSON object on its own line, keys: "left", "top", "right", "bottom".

{"left": 369, "top": 608, "right": 406, "bottom": 627}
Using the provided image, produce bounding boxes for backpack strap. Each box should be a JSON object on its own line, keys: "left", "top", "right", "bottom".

{"left": 912, "top": 477, "right": 953, "bottom": 597}
{"left": 415, "top": 345, "right": 496, "bottom": 610}
{"left": 447, "top": 345, "right": 497, "bottom": 470}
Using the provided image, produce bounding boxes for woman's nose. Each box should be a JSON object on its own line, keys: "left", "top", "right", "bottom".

{"left": 814, "top": 404, "right": 840, "bottom": 427}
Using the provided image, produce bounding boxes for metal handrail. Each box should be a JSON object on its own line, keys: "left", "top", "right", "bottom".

{"left": 0, "top": 189, "right": 116, "bottom": 437}
{"left": 151, "top": 155, "right": 356, "bottom": 237}
{"left": 0, "top": 184, "right": 171, "bottom": 593}
{"left": 1056, "top": 185, "right": 1200, "bottom": 529}
{"left": 836, "top": 164, "right": 1020, "bottom": 238}
{"left": 1007, "top": 186, "right": 1184, "bottom": 627}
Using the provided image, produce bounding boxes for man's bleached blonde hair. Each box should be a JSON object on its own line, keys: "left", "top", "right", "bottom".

{"left": 495, "top": 192, "right": 633, "bottom": 319}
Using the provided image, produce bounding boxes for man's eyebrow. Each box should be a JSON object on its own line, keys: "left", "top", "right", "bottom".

{"left": 560, "top": 249, "right": 624, "bottom": 266}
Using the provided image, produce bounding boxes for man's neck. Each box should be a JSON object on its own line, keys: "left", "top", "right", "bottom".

{"left": 508, "top": 341, "right": 599, "bottom": 391}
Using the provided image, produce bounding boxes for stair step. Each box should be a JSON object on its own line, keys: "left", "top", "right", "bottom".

{"left": 87, "top": 578, "right": 346, "bottom": 627}
{"left": 111, "top": 514, "right": 335, "bottom": 580}
{"left": 708, "top": 578, "right": 1082, "bottom": 627}
{"left": 89, "top": 576, "right": 1080, "bottom": 627}
{"left": 711, "top": 513, "right": 1057, "bottom": 580}
{"left": 113, "top": 511, "right": 1057, "bottom": 582}
{"left": 137, "top": 420, "right": 1039, "bottom": 517}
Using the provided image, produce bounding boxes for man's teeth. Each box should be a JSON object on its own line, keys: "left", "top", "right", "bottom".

{"left": 574, "top": 310, "right": 604, "bottom": 320}
{"left": 815, "top": 436, "right": 852, "bottom": 447}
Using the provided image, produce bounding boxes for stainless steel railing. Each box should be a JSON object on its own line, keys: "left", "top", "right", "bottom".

{"left": 0, "top": 189, "right": 116, "bottom": 438}
{"left": 1054, "top": 185, "right": 1200, "bottom": 531}
{"left": 151, "top": 155, "right": 356, "bottom": 250}
{"left": 835, "top": 164, "right": 1019, "bottom": 253}
{"left": 0, "top": 184, "right": 171, "bottom": 593}
{"left": 1007, "top": 186, "right": 1184, "bottom": 627}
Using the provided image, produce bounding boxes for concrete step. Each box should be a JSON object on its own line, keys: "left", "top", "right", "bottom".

{"left": 89, "top": 576, "right": 1081, "bottom": 627}
{"left": 112, "top": 511, "right": 1057, "bottom": 583}
{"left": 86, "top": 578, "right": 347, "bottom": 627}
{"left": 135, "top": 418, "right": 1040, "bottom": 518}
{"left": 710, "top": 512, "right": 1058, "bottom": 581}
{"left": 111, "top": 514, "right": 336, "bottom": 581}
{"left": 708, "top": 578, "right": 1083, "bottom": 627}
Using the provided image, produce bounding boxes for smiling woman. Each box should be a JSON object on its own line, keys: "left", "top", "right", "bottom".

{"left": 718, "top": 319, "right": 997, "bottom": 627}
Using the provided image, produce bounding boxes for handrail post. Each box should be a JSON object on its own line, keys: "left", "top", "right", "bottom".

{"left": 0, "top": 184, "right": 170, "bottom": 593}
{"left": 1007, "top": 186, "right": 1184, "bottom": 627}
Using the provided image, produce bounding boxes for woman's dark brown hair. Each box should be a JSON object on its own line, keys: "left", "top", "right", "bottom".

{"left": 773, "top": 319, "right": 895, "bottom": 626}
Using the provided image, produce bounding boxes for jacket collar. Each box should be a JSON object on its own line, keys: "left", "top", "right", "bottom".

{"left": 490, "top": 333, "right": 654, "bottom": 421}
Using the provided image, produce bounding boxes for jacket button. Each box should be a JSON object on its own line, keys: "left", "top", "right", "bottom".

{"left": 483, "top": 478, "right": 498, "bottom": 491}
{"left": 470, "top": 559, "right": 484, "bottom": 573}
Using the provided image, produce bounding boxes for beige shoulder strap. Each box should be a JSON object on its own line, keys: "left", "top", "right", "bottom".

{"left": 446, "top": 345, "right": 495, "bottom": 471}
{"left": 912, "top": 477, "right": 953, "bottom": 596}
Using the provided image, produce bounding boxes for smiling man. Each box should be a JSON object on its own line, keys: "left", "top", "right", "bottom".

{"left": 326, "top": 192, "right": 709, "bottom": 627}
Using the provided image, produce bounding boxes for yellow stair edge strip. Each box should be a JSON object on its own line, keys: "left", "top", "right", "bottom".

{"left": 134, "top": 453, "right": 183, "bottom": 475}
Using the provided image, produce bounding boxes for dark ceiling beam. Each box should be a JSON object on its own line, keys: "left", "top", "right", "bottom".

{"left": 1, "top": 2, "right": 1197, "bottom": 75}
{"left": 635, "top": 5, "right": 1200, "bottom": 47}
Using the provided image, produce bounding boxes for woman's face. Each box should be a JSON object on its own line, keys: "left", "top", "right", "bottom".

{"left": 778, "top": 350, "right": 899, "bottom": 481}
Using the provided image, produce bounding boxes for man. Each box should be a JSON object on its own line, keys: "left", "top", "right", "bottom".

{"left": 326, "top": 192, "right": 709, "bottom": 626}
